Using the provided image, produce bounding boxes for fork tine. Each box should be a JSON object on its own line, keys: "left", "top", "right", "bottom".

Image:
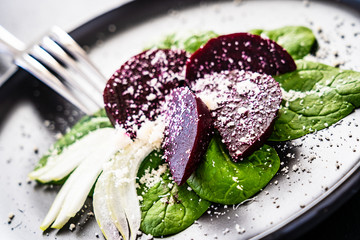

{"left": 39, "top": 37, "right": 104, "bottom": 108}
{"left": 40, "top": 36, "right": 103, "bottom": 96}
{"left": 0, "top": 25, "right": 26, "bottom": 55}
{"left": 29, "top": 45, "right": 103, "bottom": 109}
{"left": 15, "top": 53, "right": 93, "bottom": 115}
{"left": 49, "top": 26, "right": 106, "bottom": 92}
{"left": 0, "top": 25, "right": 105, "bottom": 115}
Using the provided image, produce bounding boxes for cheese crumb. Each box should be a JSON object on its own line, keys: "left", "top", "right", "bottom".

{"left": 139, "top": 163, "right": 168, "bottom": 189}
{"left": 235, "top": 224, "right": 246, "bottom": 234}
{"left": 69, "top": 223, "right": 76, "bottom": 231}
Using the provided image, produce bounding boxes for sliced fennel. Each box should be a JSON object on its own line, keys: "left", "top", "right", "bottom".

{"left": 29, "top": 127, "right": 116, "bottom": 183}
{"left": 35, "top": 115, "right": 112, "bottom": 171}
{"left": 94, "top": 170, "right": 129, "bottom": 240}
{"left": 108, "top": 141, "right": 154, "bottom": 240}
{"left": 39, "top": 127, "right": 132, "bottom": 230}
{"left": 93, "top": 119, "right": 165, "bottom": 240}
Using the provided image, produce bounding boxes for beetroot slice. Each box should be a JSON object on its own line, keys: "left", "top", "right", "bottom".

{"left": 185, "top": 33, "right": 296, "bottom": 83}
{"left": 192, "top": 70, "right": 282, "bottom": 161}
{"left": 162, "top": 87, "right": 214, "bottom": 185}
{"left": 103, "top": 49, "right": 189, "bottom": 138}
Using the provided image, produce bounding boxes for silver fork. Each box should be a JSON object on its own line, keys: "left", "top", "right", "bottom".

{"left": 0, "top": 25, "right": 106, "bottom": 115}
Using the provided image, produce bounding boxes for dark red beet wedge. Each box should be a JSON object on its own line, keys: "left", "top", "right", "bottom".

{"left": 162, "top": 87, "right": 214, "bottom": 185}
{"left": 185, "top": 33, "right": 296, "bottom": 83}
{"left": 103, "top": 49, "right": 189, "bottom": 138}
{"left": 191, "top": 70, "right": 282, "bottom": 161}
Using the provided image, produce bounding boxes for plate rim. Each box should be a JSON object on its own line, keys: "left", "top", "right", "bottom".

{"left": 8, "top": 0, "right": 360, "bottom": 239}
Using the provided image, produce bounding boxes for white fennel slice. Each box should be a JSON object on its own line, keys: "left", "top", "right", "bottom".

{"left": 29, "top": 126, "right": 115, "bottom": 183}
{"left": 40, "top": 127, "right": 132, "bottom": 230}
{"left": 93, "top": 170, "right": 125, "bottom": 240}
{"left": 93, "top": 118, "right": 165, "bottom": 240}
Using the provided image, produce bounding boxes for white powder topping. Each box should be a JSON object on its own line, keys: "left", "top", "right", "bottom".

{"left": 136, "top": 117, "right": 165, "bottom": 149}
{"left": 146, "top": 93, "right": 157, "bottom": 101}
{"left": 195, "top": 91, "right": 220, "bottom": 110}
{"left": 222, "top": 228, "right": 230, "bottom": 235}
{"left": 235, "top": 224, "right": 246, "bottom": 234}
{"left": 69, "top": 223, "right": 76, "bottom": 231}
{"left": 237, "top": 107, "right": 248, "bottom": 115}
{"left": 292, "top": 164, "right": 299, "bottom": 172}
{"left": 151, "top": 50, "right": 168, "bottom": 65}
{"left": 281, "top": 84, "right": 332, "bottom": 102}
{"left": 124, "top": 86, "right": 134, "bottom": 95}
{"left": 8, "top": 213, "right": 15, "bottom": 219}
{"left": 139, "top": 163, "right": 168, "bottom": 189}
{"left": 281, "top": 88, "right": 309, "bottom": 101}
{"left": 235, "top": 79, "right": 260, "bottom": 95}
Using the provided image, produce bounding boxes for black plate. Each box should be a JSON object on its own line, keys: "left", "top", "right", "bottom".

{"left": 1, "top": 0, "right": 360, "bottom": 239}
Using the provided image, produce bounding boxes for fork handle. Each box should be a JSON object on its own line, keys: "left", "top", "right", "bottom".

{"left": 0, "top": 25, "right": 26, "bottom": 57}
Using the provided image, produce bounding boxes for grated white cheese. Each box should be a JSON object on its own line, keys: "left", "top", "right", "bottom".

{"left": 235, "top": 224, "right": 246, "bottom": 234}
{"left": 235, "top": 79, "right": 260, "bottom": 95}
{"left": 139, "top": 163, "right": 168, "bottom": 189}
{"left": 195, "top": 91, "right": 220, "bottom": 110}
{"left": 281, "top": 84, "right": 332, "bottom": 102}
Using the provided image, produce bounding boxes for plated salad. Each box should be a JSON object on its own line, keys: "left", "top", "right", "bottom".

{"left": 28, "top": 26, "right": 360, "bottom": 239}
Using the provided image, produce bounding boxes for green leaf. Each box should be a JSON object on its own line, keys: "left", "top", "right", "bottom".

{"left": 270, "top": 60, "right": 360, "bottom": 141}
{"left": 36, "top": 109, "right": 112, "bottom": 170}
{"left": 249, "top": 26, "right": 317, "bottom": 59}
{"left": 91, "top": 108, "right": 108, "bottom": 118}
{"left": 137, "top": 151, "right": 210, "bottom": 237}
{"left": 187, "top": 136, "right": 280, "bottom": 205}
{"left": 146, "top": 31, "right": 219, "bottom": 53}
{"left": 148, "top": 33, "right": 179, "bottom": 51}
{"left": 182, "top": 31, "right": 219, "bottom": 53}
{"left": 148, "top": 26, "right": 316, "bottom": 58}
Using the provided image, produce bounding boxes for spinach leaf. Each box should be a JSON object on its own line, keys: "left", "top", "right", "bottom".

{"left": 147, "top": 31, "right": 218, "bottom": 53}
{"left": 270, "top": 60, "right": 360, "bottom": 141}
{"left": 187, "top": 136, "right": 280, "bottom": 205}
{"left": 182, "top": 31, "right": 219, "bottom": 53}
{"left": 35, "top": 108, "right": 112, "bottom": 170}
{"left": 148, "top": 26, "right": 316, "bottom": 58}
{"left": 249, "top": 26, "right": 317, "bottom": 59}
{"left": 137, "top": 151, "right": 210, "bottom": 237}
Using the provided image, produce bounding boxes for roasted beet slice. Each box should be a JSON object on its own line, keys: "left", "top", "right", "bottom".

{"left": 103, "top": 49, "right": 189, "bottom": 138}
{"left": 192, "top": 70, "right": 282, "bottom": 161}
{"left": 185, "top": 33, "right": 296, "bottom": 83}
{"left": 162, "top": 87, "right": 214, "bottom": 185}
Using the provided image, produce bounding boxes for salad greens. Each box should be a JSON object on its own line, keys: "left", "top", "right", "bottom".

{"left": 37, "top": 127, "right": 131, "bottom": 231}
{"left": 93, "top": 121, "right": 163, "bottom": 240}
{"left": 35, "top": 108, "right": 111, "bottom": 171}
{"left": 270, "top": 60, "right": 360, "bottom": 141}
{"left": 137, "top": 151, "right": 211, "bottom": 236}
{"left": 147, "top": 31, "right": 219, "bottom": 53}
{"left": 35, "top": 26, "right": 316, "bottom": 171}
{"left": 149, "top": 26, "right": 316, "bottom": 59}
{"left": 249, "top": 26, "right": 317, "bottom": 60}
{"left": 31, "top": 25, "right": 360, "bottom": 238}
{"left": 187, "top": 136, "right": 280, "bottom": 205}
